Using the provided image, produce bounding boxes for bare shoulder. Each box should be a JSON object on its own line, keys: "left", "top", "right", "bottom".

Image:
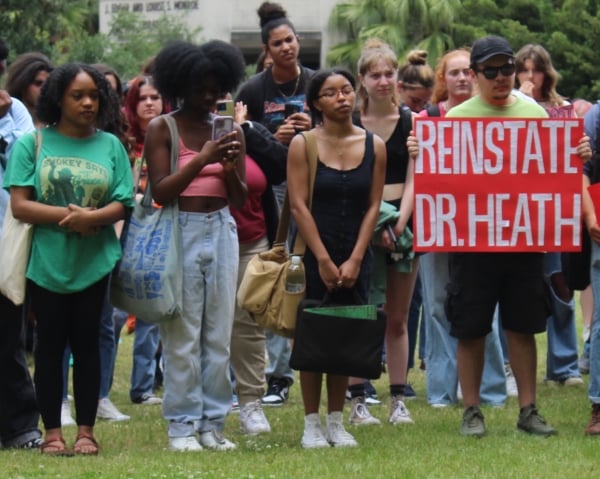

{"left": 147, "top": 114, "right": 171, "bottom": 138}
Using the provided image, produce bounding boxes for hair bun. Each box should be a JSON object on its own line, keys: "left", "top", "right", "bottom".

{"left": 257, "top": 1, "right": 288, "bottom": 28}
{"left": 407, "top": 50, "right": 428, "bottom": 66}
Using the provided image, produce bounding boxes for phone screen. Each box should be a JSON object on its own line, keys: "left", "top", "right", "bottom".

{"left": 284, "top": 102, "right": 303, "bottom": 118}
{"left": 212, "top": 116, "right": 234, "bottom": 141}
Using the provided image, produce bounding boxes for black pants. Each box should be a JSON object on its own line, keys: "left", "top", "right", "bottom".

{"left": 30, "top": 276, "right": 108, "bottom": 430}
{"left": 0, "top": 293, "right": 40, "bottom": 446}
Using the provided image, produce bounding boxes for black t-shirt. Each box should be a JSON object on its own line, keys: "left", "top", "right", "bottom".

{"left": 236, "top": 65, "right": 314, "bottom": 133}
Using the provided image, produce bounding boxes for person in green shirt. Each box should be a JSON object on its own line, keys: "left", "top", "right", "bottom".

{"left": 4, "top": 63, "right": 133, "bottom": 455}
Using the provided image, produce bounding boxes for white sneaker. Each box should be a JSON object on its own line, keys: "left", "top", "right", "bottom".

{"left": 240, "top": 400, "right": 271, "bottom": 435}
{"left": 198, "top": 430, "right": 236, "bottom": 451}
{"left": 505, "top": 365, "right": 518, "bottom": 397}
{"left": 563, "top": 376, "right": 584, "bottom": 386}
{"left": 349, "top": 397, "right": 381, "bottom": 426}
{"left": 61, "top": 399, "right": 75, "bottom": 426}
{"left": 169, "top": 436, "right": 203, "bottom": 452}
{"left": 389, "top": 395, "right": 414, "bottom": 425}
{"left": 301, "top": 413, "right": 329, "bottom": 449}
{"left": 326, "top": 412, "right": 358, "bottom": 447}
{"left": 97, "top": 398, "right": 130, "bottom": 421}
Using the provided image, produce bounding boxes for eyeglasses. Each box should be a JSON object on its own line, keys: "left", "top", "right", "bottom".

{"left": 476, "top": 63, "right": 516, "bottom": 80}
{"left": 318, "top": 86, "right": 354, "bottom": 99}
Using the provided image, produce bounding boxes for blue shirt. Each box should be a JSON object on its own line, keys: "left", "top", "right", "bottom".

{"left": 0, "top": 98, "right": 34, "bottom": 230}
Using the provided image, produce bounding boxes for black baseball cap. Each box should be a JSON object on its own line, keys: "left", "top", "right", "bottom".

{"left": 470, "top": 35, "right": 513, "bottom": 65}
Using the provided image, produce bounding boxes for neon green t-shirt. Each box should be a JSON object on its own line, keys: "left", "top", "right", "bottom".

{"left": 446, "top": 94, "right": 548, "bottom": 119}
{"left": 4, "top": 127, "right": 134, "bottom": 293}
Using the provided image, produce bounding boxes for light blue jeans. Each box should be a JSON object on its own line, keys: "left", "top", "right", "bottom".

{"left": 265, "top": 332, "right": 294, "bottom": 385}
{"left": 544, "top": 252, "right": 581, "bottom": 381}
{"left": 160, "top": 208, "right": 238, "bottom": 438}
{"left": 113, "top": 309, "right": 160, "bottom": 401}
{"left": 589, "top": 242, "right": 600, "bottom": 403}
{"left": 420, "top": 252, "right": 506, "bottom": 406}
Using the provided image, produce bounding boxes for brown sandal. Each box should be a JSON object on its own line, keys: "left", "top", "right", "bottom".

{"left": 40, "top": 436, "right": 74, "bottom": 456}
{"left": 73, "top": 432, "right": 99, "bottom": 455}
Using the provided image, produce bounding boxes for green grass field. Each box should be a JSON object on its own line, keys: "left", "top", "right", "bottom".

{"left": 2, "top": 308, "right": 599, "bottom": 479}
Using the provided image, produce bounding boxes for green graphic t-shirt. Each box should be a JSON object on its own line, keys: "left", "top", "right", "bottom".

{"left": 4, "top": 127, "right": 134, "bottom": 293}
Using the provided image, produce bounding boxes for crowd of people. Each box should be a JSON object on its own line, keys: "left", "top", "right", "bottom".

{"left": 1, "top": 0, "right": 600, "bottom": 455}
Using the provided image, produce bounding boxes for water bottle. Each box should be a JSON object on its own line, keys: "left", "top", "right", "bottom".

{"left": 285, "top": 255, "right": 305, "bottom": 293}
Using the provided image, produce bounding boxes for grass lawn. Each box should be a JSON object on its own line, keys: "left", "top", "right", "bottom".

{"left": 2, "top": 304, "right": 599, "bottom": 479}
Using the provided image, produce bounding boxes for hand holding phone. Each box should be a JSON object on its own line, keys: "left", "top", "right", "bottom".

{"left": 212, "top": 116, "right": 234, "bottom": 141}
{"left": 284, "top": 101, "right": 303, "bottom": 119}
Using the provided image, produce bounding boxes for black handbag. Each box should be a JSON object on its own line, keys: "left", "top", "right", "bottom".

{"left": 289, "top": 295, "right": 386, "bottom": 379}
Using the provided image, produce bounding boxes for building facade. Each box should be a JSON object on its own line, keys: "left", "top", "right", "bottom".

{"left": 99, "top": 0, "right": 345, "bottom": 68}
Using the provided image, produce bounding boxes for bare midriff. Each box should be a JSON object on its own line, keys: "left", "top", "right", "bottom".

{"left": 178, "top": 196, "right": 228, "bottom": 213}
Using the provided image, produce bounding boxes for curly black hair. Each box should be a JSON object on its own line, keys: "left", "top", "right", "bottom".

{"left": 153, "top": 40, "right": 246, "bottom": 107}
{"left": 306, "top": 68, "right": 356, "bottom": 124}
{"left": 36, "top": 63, "right": 123, "bottom": 133}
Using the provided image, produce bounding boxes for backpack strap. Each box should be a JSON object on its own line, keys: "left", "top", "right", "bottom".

{"left": 426, "top": 104, "right": 441, "bottom": 117}
{"left": 139, "top": 114, "right": 180, "bottom": 207}
{"left": 274, "top": 131, "right": 318, "bottom": 254}
{"left": 400, "top": 106, "right": 413, "bottom": 135}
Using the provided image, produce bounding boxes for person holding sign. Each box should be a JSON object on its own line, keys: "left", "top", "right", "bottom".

{"left": 417, "top": 48, "right": 508, "bottom": 409}
{"left": 515, "top": 44, "right": 584, "bottom": 388}
{"left": 411, "top": 35, "right": 590, "bottom": 437}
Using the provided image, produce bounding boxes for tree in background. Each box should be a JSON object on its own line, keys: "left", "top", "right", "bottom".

{"left": 328, "top": 0, "right": 600, "bottom": 102}
{"left": 53, "top": 10, "right": 202, "bottom": 81}
{"left": 2, "top": 1, "right": 201, "bottom": 82}
{"left": 0, "top": 0, "right": 97, "bottom": 59}
{"left": 327, "top": 0, "right": 461, "bottom": 71}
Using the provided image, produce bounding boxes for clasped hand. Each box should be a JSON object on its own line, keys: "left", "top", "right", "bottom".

{"left": 58, "top": 204, "right": 100, "bottom": 236}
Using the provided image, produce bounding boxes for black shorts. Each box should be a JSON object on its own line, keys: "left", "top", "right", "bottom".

{"left": 446, "top": 253, "right": 549, "bottom": 339}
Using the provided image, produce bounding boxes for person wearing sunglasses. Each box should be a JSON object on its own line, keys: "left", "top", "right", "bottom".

{"left": 429, "top": 35, "right": 590, "bottom": 437}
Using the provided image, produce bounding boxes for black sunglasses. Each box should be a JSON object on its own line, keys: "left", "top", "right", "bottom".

{"left": 477, "top": 63, "right": 516, "bottom": 80}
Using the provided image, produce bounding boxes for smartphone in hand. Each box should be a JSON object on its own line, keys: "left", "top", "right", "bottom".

{"left": 284, "top": 101, "right": 303, "bottom": 118}
{"left": 216, "top": 99, "right": 235, "bottom": 117}
{"left": 212, "top": 116, "right": 234, "bottom": 141}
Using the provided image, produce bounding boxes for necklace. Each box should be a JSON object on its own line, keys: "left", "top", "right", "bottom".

{"left": 276, "top": 66, "right": 301, "bottom": 99}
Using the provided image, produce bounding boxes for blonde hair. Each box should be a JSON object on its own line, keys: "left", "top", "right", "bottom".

{"left": 398, "top": 50, "right": 434, "bottom": 90}
{"left": 356, "top": 39, "right": 399, "bottom": 114}
{"left": 431, "top": 48, "right": 470, "bottom": 104}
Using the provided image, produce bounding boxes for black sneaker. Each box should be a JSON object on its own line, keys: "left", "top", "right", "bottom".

{"left": 262, "top": 378, "right": 289, "bottom": 406}
{"left": 404, "top": 384, "right": 417, "bottom": 400}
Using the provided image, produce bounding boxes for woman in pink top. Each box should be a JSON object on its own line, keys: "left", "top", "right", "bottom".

{"left": 145, "top": 40, "right": 247, "bottom": 452}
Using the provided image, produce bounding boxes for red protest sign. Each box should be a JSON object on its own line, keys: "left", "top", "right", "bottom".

{"left": 413, "top": 117, "right": 583, "bottom": 252}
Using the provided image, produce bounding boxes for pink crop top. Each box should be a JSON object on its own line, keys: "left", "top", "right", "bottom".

{"left": 178, "top": 138, "right": 227, "bottom": 198}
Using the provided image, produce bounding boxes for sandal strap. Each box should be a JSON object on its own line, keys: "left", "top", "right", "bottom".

{"left": 74, "top": 432, "right": 99, "bottom": 454}
{"left": 41, "top": 436, "right": 66, "bottom": 447}
{"left": 75, "top": 432, "right": 98, "bottom": 445}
